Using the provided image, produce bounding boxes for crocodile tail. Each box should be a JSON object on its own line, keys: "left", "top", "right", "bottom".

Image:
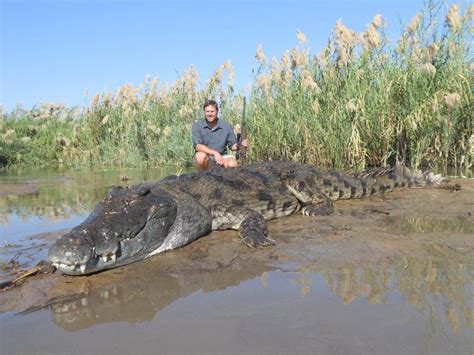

{"left": 353, "top": 164, "right": 449, "bottom": 196}
{"left": 397, "top": 164, "right": 449, "bottom": 187}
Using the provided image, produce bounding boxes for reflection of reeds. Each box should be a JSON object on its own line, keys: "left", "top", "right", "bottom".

{"left": 315, "top": 253, "right": 473, "bottom": 333}
{"left": 390, "top": 216, "right": 474, "bottom": 234}
{"left": 1, "top": 3, "right": 472, "bottom": 170}
{"left": 0, "top": 167, "right": 175, "bottom": 225}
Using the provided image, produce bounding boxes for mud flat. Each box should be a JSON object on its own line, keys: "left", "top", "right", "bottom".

{"left": 0, "top": 179, "right": 473, "bottom": 355}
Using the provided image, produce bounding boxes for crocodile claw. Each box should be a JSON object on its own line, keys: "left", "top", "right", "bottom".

{"left": 301, "top": 202, "right": 334, "bottom": 216}
{"left": 241, "top": 233, "right": 276, "bottom": 248}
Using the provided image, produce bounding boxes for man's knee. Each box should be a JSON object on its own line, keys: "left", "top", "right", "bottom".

{"left": 194, "top": 151, "right": 209, "bottom": 164}
{"left": 194, "top": 152, "right": 210, "bottom": 171}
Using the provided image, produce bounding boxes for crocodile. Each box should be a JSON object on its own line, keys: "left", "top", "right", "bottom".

{"left": 48, "top": 161, "right": 446, "bottom": 275}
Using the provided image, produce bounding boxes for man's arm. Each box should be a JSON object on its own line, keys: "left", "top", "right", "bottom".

{"left": 195, "top": 143, "right": 220, "bottom": 157}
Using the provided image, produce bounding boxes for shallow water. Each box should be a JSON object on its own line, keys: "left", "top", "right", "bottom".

{"left": 0, "top": 167, "right": 473, "bottom": 355}
{"left": 0, "top": 166, "right": 186, "bottom": 275}
{"left": 2, "top": 269, "right": 472, "bottom": 355}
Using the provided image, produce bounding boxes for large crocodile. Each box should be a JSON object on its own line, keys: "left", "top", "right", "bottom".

{"left": 48, "top": 161, "right": 446, "bottom": 275}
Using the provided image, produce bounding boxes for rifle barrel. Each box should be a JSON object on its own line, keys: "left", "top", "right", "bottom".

{"left": 240, "top": 97, "right": 247, "bottom": 164}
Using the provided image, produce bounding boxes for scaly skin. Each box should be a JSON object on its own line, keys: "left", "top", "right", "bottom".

{"left": 48, "top": 161, "right": 447, "bottom": 275}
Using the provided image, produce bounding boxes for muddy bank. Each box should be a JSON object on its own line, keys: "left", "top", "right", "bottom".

{"left": 0, "top": 179, "right": 472, "bottom": 355}
{"left": 1, "top": 179, "right": 472, "bottom": 316}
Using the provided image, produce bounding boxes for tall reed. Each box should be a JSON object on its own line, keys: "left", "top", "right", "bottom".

{"left": 1, "top": 1, "right": 472, "bottom": 171}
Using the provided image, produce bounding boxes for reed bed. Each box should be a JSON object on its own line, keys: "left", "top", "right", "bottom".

{"left": 1, "top": 2, "right": 472, "bottom": 171}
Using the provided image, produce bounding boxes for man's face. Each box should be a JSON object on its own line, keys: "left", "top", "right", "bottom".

{"left": 204, "top": 105, "right": 218, "bottom": 123}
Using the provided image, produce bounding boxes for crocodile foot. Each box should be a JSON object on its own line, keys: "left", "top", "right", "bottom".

{"left": 239, "top": 210, "right": 276, "bottom": 248}
{"left": 301, "top": 202, "right": 334, "bottom": 216}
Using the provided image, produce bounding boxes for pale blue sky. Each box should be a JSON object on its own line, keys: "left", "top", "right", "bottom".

{"left": 1, "top": 0, "right": 449, "bottom": 111}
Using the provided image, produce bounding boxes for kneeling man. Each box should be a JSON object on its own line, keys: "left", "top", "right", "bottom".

{"left": 192, "top": 99, "right": 249, "bottom": 171}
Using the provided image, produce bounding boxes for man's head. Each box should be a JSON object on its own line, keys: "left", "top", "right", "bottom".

{"left": 203, "top": 100, "right": 218, "bottom": 124}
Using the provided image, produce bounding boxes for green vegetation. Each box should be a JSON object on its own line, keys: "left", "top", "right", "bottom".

{"left": 1, "top": 2, "right": 472, "bottom": 171}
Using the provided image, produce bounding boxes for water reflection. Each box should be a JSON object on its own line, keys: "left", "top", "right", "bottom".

{"left": 0, "top": 166, "right": 188, "bottom": 226}
{"left": 51, "top": 261, "right": 271, "bottom": 332}
{"left": 386, "top": 215, "right": 474, "bottom": 234}
{"left": 320, "top": 255, "right": 472, "bottom": 333}
{"left": 48, "top": 248, "right": 472, "bottom": 337}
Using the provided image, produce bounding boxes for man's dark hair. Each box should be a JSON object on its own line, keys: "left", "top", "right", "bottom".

{"left": 203, "top": 99, "right": 218, "bottom": 112}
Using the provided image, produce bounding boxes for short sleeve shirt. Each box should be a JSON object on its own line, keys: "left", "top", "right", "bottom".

{"left": 191, "top": 118, "right": 237, "bottom": 155}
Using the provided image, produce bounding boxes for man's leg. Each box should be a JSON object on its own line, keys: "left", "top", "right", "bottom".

{"left": 194, "top": 151, "right": 210, "bottom": 171}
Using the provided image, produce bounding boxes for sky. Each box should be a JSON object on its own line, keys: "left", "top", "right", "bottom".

{"left": 0, "top": 0, "right": 450, "bottom": 112}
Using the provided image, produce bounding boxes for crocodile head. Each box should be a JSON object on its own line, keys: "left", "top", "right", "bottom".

{"left": 48, "top": 185, "right": 177, "bottom": 275}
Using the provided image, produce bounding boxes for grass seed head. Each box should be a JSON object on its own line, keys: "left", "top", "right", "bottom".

{"left": 257, "top": 74, "right": 272, "bottom": 94}
{"left": 91, "top": 94, "right": 100, "bottom": 109}
{"left": 73, "top": 124, "right": 81, "bottom": 137}
{"left": 178, "top": 105, "right": 193, "bottom": 118}
{"left": 407, "top": 13, "right": 423, "bottom": 33}
{"left": 337, "top": 47, "right": 349, "bottom": 65}
{"left": 223, "top": 60, "right": 235, "bottom": 87}
{"left": 311, "top": 99, "right": 320, "bottom": 115}
{"left": 363, "top": 23, "right": 381, "bottom": 49}
{"left": 444, "top": 92, "right": 461, "bottom": 108}
{"left": 301, "top": 69, "right": 321, "bottom": 93}
{"left": 427, "top": 43, "right": 439, "bottom": 61}
{"left": 147, "top": 123, "right": 161, "bottom": 136}
{"left": 469, "top": 62, "right": 474, "bottom": 74}
{"left": 296, "top": 29, "right": 307, "bottom": 45}
{"left": 346, "top": 100, "right": 357, "bottom": 113}
{"left": 421, "top": 62, "right": 437, "bottom": 76}
{"left": 334, "top": 19, "right": 357, "bottom": 48}
{"left": 281, "top": 51, "right": 290, "bottom": 68}
{"left": 163, "top": 126, "right": 172, "bottom": 137}
{"left": 446, "top": 4, "right": 461, "bottom": 31}
{"left": 270, "top": 57, "right": 281, "bottom": 81}
{"left": 372, "top": 14, "right": 383, "bottom": 29}
{"left": 255, "top": 44, "right": 266, "bottom": 65}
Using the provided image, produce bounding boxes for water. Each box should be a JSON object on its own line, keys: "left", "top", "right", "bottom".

{"left": 0, "top": 166, "right": 185, "bottom": 272}
{"left": 2, "top": 270, "right": 472, "bottom": 355}
{"left": 0, "top": 166, "right": 472, "bottom": 354}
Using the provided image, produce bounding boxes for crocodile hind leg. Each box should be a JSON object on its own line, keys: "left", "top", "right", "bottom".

{"left": 212, "top": 205, "right": 276, "bottom": 247}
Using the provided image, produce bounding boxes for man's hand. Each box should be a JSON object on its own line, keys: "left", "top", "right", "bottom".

{"left": 214, "top": 152, "right": 225, "bottom": 165}
{"left": 232, "top": 139, "right": 250, "bottom": 152}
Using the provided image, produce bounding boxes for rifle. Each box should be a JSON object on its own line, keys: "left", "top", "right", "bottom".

{"left": 236, "top": 97, "right": 247, "bottom": 164}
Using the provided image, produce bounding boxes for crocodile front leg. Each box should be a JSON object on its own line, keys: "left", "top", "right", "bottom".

{"left": 285, "top": 175, "right": 334, "bottom": 216}
{"left": 212, "top": 205, "right": 276, "bottom": 247}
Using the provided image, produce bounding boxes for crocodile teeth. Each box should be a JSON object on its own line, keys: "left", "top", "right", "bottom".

{"left": 102, "top": 255, "right": 108, "bottom": 262}
{"left": 80, "top": 264, "right": 87, "bottom": 274}
{"left": 52, "top": 262, "right": 60, "bottom": 268}
{"left": 110, "top": 254, "right": 116, "bottom": 262}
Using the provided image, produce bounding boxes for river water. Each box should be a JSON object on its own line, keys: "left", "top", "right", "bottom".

{"left": 0, "top": 166, "right": 473, "bottom": 355}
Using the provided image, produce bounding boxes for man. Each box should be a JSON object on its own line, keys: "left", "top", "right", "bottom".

{"left": 192, "top": 99, "right": 249, "bottom": 171}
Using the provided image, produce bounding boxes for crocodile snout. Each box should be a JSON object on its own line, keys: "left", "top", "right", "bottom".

{"left": 48, "top": 233, "right": 95, "bottom": 274}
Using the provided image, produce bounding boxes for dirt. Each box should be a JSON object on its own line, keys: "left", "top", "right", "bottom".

{"left": 0, "top": 179, "right": 472, "bottom": 315}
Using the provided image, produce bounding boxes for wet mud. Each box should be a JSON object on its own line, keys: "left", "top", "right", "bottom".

{"left": 0, "top": 179, "right": 473, "bottom": 354}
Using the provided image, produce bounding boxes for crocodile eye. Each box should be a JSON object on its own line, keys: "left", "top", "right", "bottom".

{"left": 297, "top": 181, "right": 305, "bottom": 191}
